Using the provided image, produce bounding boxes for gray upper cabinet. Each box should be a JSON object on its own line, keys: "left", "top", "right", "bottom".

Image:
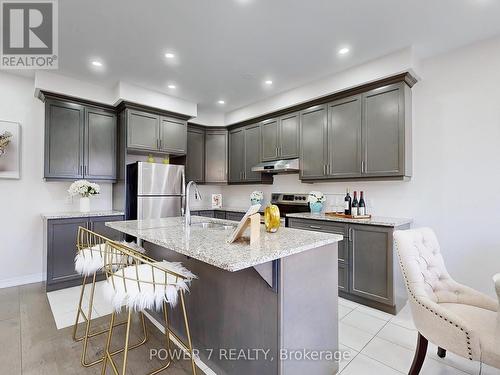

{"left": 126, "top": 109, "right": 160, "bottom": 151}
{"left": 229, "top": 128, "right": 245, "bottom": 183}
{"left": 261, "top": 118, "right": 279, "bottom": 161}
{"left": 44, "top": 97, "right": 117, "bottom": 181}
{"left": 299, "top": 105, "right": 328, "bottom": 180}
{"left": 45, "top": 100, "right": 85, "bottom": 179}
{"left": 186, "top": 126, "right": 205, "bottom": 183}
{"left": 85, "top": 107, "right": 117, "bottom": 180}
{"left": 160, "top": 116, "right": 187, "bottom": 154}
{"left": 327, "top": 96, "right": 362, "bottom": 178}
{"left": 244, "top": 124, "right": 261, "bottom": 181}
{"left": 205, "top": 129, "right": 228, "bottom": 184}
{"left": 279, "top": 112, "right": 299, "bottom": 159}
{"left": 362, "top": 83, "right": 409, "bottom": 177}
{"left": 126, "top": 109, "right": 187, "bottom": 155}
{"left": 260, "top": 113, "right": 299, "bottom": 161}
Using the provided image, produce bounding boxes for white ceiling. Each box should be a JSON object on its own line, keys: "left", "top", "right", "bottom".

{"left": 35, "top": 0, "right": 500, "bottom": 114}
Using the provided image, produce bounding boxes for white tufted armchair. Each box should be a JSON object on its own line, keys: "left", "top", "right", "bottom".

{"left": 394, "top": 227, "right": 499, "bottom": 374}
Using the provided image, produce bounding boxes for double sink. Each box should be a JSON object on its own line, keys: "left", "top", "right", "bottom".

{"left": 190, "top": 222, "right": 235, "bottom": 231}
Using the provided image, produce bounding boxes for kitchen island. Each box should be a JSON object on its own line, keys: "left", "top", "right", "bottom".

{"left": 106, "top": 216, "right": 343, "bottom": 375}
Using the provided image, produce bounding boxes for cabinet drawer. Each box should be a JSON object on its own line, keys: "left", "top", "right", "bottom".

{"left": 338, "top": 262, "right": 348, "bottom": 292}
{"left": 288, "top": 218, "right": 347, "bottom": 261}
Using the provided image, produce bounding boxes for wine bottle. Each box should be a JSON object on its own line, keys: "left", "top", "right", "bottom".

{"left": 359, "top": 191, "right": 366, "bottom": 216}
{"left": 344, "top": 189, "right": 352, "bottom": 215}
{"left": 352, "top": 191, "right": 359, "bottom": 216}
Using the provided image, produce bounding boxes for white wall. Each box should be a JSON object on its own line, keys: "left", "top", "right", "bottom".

{"left": 0, "top": 72, "right": 113, "bottom": 288}
{"left": 217, "top": 36, "right": 500, "bottom": 297}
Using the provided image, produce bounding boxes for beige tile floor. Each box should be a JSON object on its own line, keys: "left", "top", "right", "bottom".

{"left": 10, "top": 282, "right": 500, "bottom": 375}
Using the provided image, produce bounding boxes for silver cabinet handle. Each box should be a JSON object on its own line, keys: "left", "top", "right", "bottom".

{"left": 309, "top": 225, "right": 322, "bottom": 230}
{"left": 361, "top": 161, "right": 365, "bottom": 173}
{"left": 348, "top": 227, "right": 353, "bottom": 242}
{"left": 323, "top": 165, "right": 326, "bottom": 175}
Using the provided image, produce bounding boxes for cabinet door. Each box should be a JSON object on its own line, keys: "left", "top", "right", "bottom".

{"left": 160, "top": 116, "right": 187, "bottom": 154}
{"left": 362, "top": 84, "right": 404, "bottom": 176}
{"left": 261, "top": 118, "right": 279, "bottom": 161}
{"left": 299, "top": 105, "right": 327, "bottom": 179}
{"left": 279, "top": 112, "right": 299, "bottom": 159}
{"left": 84, "top": 107, "right": 117, "bottom": 180}
{"left": 338, "top": 263, "right": 348, "bottom": 292}
{"left": 229, "top": 128, "right": 245, "bottom": 183}
{"left": 205, "top": 130, "right": 228, "bottom": 183}
{"left": 90, "top": 216, "right": 125, "bottom": 241}
{"left": 349, "top": 225, "right": 393, "bottom": 305}
{"left": 186, "top": 127, "right": 205, "bottom": 183}
{"left": 126, "top": 109, "right": 159, "bottom": 151}
{"left": 244, "top": 124, "right": 261, "bottom": 181}
{"left": 46, "top": 218, "right": 88, "bottom": 289}
{"left": 44, "top": 99, "right": 85, "bottom": 179}
{"left": 328, "top": 96, "right": 362, "bottom": 178}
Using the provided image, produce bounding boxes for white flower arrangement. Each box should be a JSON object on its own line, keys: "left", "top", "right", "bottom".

{"left": 250, "top": 191, "right": 264, "bottom": 202}
{"left": 308, "top": 191, "right": 326, "bottom": 204}
{"left": 68, "top": 180, "right": 101, "bottom": 198}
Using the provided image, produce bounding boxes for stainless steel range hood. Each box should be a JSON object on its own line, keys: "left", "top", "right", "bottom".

{"left": 251, "top": 158, "right": 300, "bottom": 174}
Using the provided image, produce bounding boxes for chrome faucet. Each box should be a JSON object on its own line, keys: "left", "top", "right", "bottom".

{"left": 185, "top": 181, "right": 202, "bottom": 226}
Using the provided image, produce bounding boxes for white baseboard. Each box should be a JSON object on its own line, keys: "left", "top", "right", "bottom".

{"left": 0, "top": 273, "right": 44, "bottom": 289}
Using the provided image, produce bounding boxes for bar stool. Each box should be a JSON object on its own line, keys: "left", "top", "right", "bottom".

{"left": 100, "top": 241, "right": 198, "bottom": 375}
{"left": 73, "top": 227, "right": 148, "bottom": 367}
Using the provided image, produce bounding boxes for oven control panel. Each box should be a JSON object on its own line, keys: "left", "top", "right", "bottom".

{"left": 271, "top": 193, "right": 309, "bottom": 204}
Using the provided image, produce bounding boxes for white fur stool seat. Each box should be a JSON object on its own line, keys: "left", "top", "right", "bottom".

{"left": 103, "top": 261, "right": 196, "bottom": 312}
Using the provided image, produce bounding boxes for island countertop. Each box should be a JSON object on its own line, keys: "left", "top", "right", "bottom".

{"left": 106, "top": 216, "right": 343, "bottom": 272}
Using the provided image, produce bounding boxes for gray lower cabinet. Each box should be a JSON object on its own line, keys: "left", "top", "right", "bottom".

{"left": 225, "top": 212, "right": 245, "bottom": 222}
{"left": 299, "top": 105, "right": 328, "bottom": 179}
{"left": 46, "top": 215, "right": 124, "bottom": 292}
{"left": 186, "top": 126, "right": 205, "bottom": 183}
{"left": 44, "top": 98, "right": 117, "bottom": 181}
{"left": 287, "top": 218, "right": 408, "bottom": 313}
{"left": 125, "top": 109, "right": 187, "bottom": 155}
{"left": 198, "top": 210, "right": 215, "bottom": 218}
{"left": 261, "top": 112, "right": 299, "bottom": 161}
{"left": 205, "top": 129, "right": 228, "bottom": 184}
{"left": 214, "top": 211, "right": 226, "bottom": 219}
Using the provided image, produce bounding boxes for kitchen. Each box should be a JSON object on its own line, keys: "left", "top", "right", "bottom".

{"left": 1, "top": 1, "right": 500, "bottom": 375}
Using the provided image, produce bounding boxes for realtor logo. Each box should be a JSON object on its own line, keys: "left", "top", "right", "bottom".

{"left": 1, "top": 0, "right": 58, "bottom": 69}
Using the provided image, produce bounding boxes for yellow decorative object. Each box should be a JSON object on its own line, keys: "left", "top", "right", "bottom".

{"left": 163, "top": 156, "right": 170, "bottom": 164}
{"left": 147, "top": 154, "right": 155, "bottom": 163}
{"left": 264, "top": 204, "right": 281, "bottom": 233}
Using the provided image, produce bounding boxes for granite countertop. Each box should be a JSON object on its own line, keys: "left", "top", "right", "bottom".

{"left": 193, "top": 206, "right": 264, "bottom": 213}
{"left": 41, "top": 210, "right": 125, "bottom": 220}
{"left": 286, "top": 212, "right": 412, "bottom": 227}
{"left": 106, "top": 216, "right": 342, "bottom": 272}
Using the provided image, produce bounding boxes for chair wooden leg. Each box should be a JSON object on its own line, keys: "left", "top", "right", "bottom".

{"left": 409, "top": 333, "right": 428, "bottom": 375}
{"left": 437, "top": 347, "right": 446, "bottom": 358}
{"left": 180, "top": 291, "right": 197, "bottom": 375}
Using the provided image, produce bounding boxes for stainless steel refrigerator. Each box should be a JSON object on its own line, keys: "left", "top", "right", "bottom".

{"left": 126, "top": 162, "right": 185, "bottom": 220}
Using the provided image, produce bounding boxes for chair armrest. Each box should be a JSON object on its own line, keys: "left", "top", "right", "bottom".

{"left": 409, "top": 295, "right": 481, "bottom": 361}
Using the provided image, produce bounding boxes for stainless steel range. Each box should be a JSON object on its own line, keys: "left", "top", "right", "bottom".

{"left": 270, "top": 193, "right": 310, "bottom": 222}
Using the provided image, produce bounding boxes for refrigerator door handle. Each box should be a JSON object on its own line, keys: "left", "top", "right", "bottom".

{"left": 181, "top": 170, "right": 186, "bottom": 216}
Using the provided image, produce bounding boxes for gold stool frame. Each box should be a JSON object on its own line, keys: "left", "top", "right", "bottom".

{"left": 100, "top": 241, "right": 197, "bottom": 375}
{"left": 73, "top": 227, "right": 148, "bottom": 367}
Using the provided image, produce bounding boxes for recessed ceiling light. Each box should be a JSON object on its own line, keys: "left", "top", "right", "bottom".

{"left": 168, "top": 84, "right": 176, "bottom": 89}
{"left": 165, "top": 52, "right": 175, "bottom": 59}
{"left": 338, "top": 47, "right": 350, "bottom": 55}
{"left": 264, "top": 80, "right": 273, "bottom": 85}
{"left": 218, "top": 100, "right": 225, "bottom": 105}
{"left": 91, "top": 60, "right": 103, "bottom": 67}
